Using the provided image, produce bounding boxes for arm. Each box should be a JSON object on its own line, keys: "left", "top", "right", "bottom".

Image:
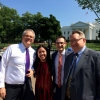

{"left": 0, "top": 46, "right": 11, "bottom": 98}
{"left": 96, "top": 52, "right": 100, "bottom": 100}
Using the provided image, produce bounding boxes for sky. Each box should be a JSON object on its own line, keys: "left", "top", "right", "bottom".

{"left": 0, "top": 0, "right": 97, "bottom": 27}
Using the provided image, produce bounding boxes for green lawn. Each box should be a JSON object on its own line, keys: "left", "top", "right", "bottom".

{"left": 86, "top": 43, "right": 100, "bottom": 51}
{"left": 0, "top": 43, "right": 100, "bottom": 51}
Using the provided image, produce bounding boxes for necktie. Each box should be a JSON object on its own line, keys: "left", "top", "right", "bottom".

{"left": 58, "top": 54, "right": 62, "bottom": 87}
{"left": 25, "top": 48, "right": 30, "bottom": 74}
{"left": 66, "top": 53, "right": 78, "bottom": 98}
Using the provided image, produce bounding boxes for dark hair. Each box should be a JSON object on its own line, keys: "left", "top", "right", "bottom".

{"left": 56, "top": 36, "right": 66, "bottom": 42}
{"left": 33, "top": 45, "right": 51, "bottom": 72}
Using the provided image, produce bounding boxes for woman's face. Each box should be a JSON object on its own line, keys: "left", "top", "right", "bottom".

{"left": 38, "top": 47, "right": 47, "bottom": 62}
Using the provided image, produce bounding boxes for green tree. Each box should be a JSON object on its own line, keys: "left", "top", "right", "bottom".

{"left": 39, "top": 14, "right": 62, "bottom": 42}
{"left": 75, "top": 0, "right": 100, "bottom": 23}
{"left": 0, "top": 2, "right": 20, "bottom": 43}
{"left": 0, "top": 3, "right": 62, "bottom": 43}
{"left": 98, "top": 29, "right": 100, "bottom": 38}
{"left": 20, "top": 12, "right": 43, "bottom": 42}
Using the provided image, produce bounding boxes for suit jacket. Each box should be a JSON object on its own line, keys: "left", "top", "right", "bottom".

{"left": 61, "top": 48, "right": 100, "bottom": 100}
{"left": 52, "top": 50, "right": 72, "bottom": 88}
{"left": 21, "top": 77, "right": 35, "bottom": 100}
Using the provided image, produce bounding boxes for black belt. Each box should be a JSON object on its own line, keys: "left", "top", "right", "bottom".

{"left": 5, "top": 83, "right": 24, "bottom": 88}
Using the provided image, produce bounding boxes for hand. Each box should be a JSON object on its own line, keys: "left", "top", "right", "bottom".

{"left": 0, "top": 88, "right": 6, "bottom": 99}
{"left": 26, "top": 70, "right": 34, "bottom": 77}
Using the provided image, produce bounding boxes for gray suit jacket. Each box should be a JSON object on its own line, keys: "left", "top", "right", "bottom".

{"left": 61, "top": 48, "right": 100, "bottom": 100}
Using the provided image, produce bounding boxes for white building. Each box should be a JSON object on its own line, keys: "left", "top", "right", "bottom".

{"left": 61, "top": 21, "right": 100, "bottom": 40}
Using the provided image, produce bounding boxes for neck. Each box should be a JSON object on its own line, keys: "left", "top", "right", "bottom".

{"left": 40, "top": 59, "right": 46, "bottom": 62}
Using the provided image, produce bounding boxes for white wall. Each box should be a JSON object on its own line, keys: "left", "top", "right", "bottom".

{"left": 61, "top": 21, "right": 100, "bottom": 40}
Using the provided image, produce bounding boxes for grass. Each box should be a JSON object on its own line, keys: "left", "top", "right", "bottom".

{"left": 86, "top": 43, "right": 100, "bottom": 51}
{"left": 0, "top": 43, "right": 100, "bottom": 51}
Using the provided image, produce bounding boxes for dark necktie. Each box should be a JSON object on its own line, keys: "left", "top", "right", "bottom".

{"left": 58, "top": 54, "right": 62, "bottom": 87}
{"left": 66, "top": 53, "right": 78, "bottom": 98}
{"left": 25, "top": 48, "right": 30, "bottom": 74}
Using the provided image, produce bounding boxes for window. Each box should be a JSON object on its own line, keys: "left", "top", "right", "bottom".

{"left": 68, "top": 31, "right": 69, "bottom": 34}
{"left": 64, "top": 31, "right": 66, "bottom": 35}
{"left": 96, "top": 30, "right": 98, "bottom": 33}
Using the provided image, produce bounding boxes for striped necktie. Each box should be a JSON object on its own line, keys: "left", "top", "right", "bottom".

{"left": 58, "top": 54, "right": 62, "bottom": 87}
{"left": 66, "top": 53, "right": 78, "bottom": 98}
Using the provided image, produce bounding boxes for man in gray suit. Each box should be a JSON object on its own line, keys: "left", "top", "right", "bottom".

{"left": 61, "top": 30, "right": 100, "bottom": 100}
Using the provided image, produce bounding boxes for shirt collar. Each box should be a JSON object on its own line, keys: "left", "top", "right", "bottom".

{"left": 74, "top": 46, "right": 86, "bottom": 55}
{"left": 58, "top": 49, "right": 66, "bottom": 56}
{"left": 20, "top": 43, "right": 32, "bottom": 51}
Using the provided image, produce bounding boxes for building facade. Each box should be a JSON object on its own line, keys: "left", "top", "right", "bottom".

{"left": 61, "top": 21, "right": 100, "bottom": 40}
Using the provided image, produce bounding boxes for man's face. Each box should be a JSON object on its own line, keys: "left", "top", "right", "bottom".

{"left": 55, "top": 38, "right": 66, "bottom": 53}
{"left": 70, "top": 33, "right": 86, "bottom": 52}
{"left": 22, "top": 31, "right": 35, "bottom": 48}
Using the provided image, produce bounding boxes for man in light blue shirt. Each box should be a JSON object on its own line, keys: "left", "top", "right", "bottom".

{"left": 61, "top": 30, "right": 100, "bottom": 100}
{"left": 0, "top": 29, "right": 35, "bottom": 100}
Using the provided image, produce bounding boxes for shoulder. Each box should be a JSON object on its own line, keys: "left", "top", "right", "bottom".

{"left": 66, "top": 47, "right": 73, "bottom": 52}
{"left": 9, "top": 44, "right": 18, "bottom": 48}
{"left": 5, "top": 44, "right": 18, "bottom": 51}
{"left": 52, "top": 51, "right": 58, "bottom": 56}
{"left": 84, "top": 48, "right": 100, "bottom": 58}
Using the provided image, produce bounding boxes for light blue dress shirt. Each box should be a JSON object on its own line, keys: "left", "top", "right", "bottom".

{"left": 75, "top": 46, "right": 86, "bottom": 66}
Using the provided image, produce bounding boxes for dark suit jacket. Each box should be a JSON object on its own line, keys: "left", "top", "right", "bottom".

{"left": 52, "top": 50, "right": 72, "bottom": 88}
{"left": 61, "top": 48, "right": 100, "bottom": 100}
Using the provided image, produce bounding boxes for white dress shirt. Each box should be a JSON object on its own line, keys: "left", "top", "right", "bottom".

{"left": 0, "top": 43, "right": 35, "bottom": 88}
{"left": 55, "top": 49, "right": 65, "bottom": 85}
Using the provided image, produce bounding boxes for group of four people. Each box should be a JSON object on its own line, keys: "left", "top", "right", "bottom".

{"left": 0, "top": 29, "right": 100, "bottom": 100}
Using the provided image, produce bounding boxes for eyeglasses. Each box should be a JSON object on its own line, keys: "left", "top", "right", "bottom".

{"left": 70, "top": 38, "right": 82, "bottom": 43}
{"left": 56, "top": 42, "right": 65, "bottom": 45}
{"left": 24, "top": 34, "right": 34, "bottom": 39}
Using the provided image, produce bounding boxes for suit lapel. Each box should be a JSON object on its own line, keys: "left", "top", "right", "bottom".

{"left": 72, "top": 48, "right": 89, "bottom": 79}
{"left": 64, "top": 52, "right": 74, "bottom": 83}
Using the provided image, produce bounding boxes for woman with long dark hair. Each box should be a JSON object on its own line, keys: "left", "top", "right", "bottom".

{"left": 33, "top": 45, "right": 52, "bottom": 100}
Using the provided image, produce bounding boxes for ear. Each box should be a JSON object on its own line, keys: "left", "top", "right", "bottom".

{"left": 65, "top": 42, "right": 67, "bottom": 46}
{"left": 83, "top": 38, "right": 86, "bottom": 43}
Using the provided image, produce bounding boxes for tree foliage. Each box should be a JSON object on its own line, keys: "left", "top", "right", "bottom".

{"left": 0, "top": 3, "right": 20, "bottom": 42}
{"left": 0, "top": 2, "right": 62, "bottom": 43}
{"left": 75, "top": 0, "right": 100, "bottom": 23}
{"left": 39, "top": 14, "right": 62, "bottom": 42}
{"left": 98, "top": 29, "right": 100, "bottom": 38}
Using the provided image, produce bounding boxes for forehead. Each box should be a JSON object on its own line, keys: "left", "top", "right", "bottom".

{"left": 56, "top": 38, "right": 65, "bottom": 42}
{"left": 38, "top": 47, "right": 46, "bottom": 51}
{"left": 70, "top": 33, "right": 80, "bottom": 39}
{"left": 25, "top": 31, "right": 34, "bottom": 36}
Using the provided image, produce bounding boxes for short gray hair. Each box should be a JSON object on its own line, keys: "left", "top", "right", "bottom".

{"left": 71, "top": 30, "right": 85, "bottom": 38}
{"left": 22, "top": 29, "right": 35, "bottom": 38}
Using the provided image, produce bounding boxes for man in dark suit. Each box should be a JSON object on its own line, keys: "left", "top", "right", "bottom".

{"left": 52, "top": 36, "right": 72, "bottom": 100}
{"left": 61, "top": 30, "right": 100, "bottom": 100}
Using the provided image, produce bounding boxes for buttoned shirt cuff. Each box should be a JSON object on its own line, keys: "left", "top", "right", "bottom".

{"left": 0, "top": 83, "right": 5, "bottom": 88}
